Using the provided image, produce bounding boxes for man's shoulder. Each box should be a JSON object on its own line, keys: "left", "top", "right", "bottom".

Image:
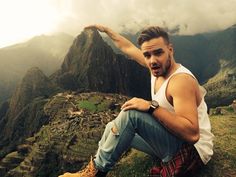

{"left": 171, "top": 72, "right": 196, "bottom": 81}
{"left": 168, "top": 73, "right": 198, "bottom": 93}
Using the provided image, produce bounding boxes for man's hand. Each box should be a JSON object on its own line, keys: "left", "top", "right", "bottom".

{"left": 84, "top": 24, "right": 107, "bottom": 32}
{"left": 121, "top": 97, "right": 150, "bottom": 112}
{"left": 58, "top": 172, "right": 77, "bottom": 177}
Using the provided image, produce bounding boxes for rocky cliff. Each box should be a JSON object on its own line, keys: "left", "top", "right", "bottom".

{"left": 203, "top": 25, "right": 236, "bottom": 107}
{"left": 0, "top": 67, "right": 61, "bottom": 157}
{"left": 204, "top": 59, "right": 236, "bottom": 108}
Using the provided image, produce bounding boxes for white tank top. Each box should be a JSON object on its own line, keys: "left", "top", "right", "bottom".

{"left": 151, "top": 64, "right": 214, "bottom": 164}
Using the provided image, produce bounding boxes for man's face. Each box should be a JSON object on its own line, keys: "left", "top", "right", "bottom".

{"left": 141, "top": 37, "right": 173, "bottom": 77}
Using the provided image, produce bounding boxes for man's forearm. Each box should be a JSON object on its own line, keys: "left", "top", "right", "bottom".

{"left": 152, "top": 107, "right": 200, "bottom": 144}
{"left": 87, "top": 24, "right": 146, "bottom": 67}
{"left": 102, "top": 27, "right": 134, "bottom": 50}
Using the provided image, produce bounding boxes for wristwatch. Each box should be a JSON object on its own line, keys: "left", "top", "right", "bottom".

{"left": 147, "top": 100, "right": 159, "bottom": 114}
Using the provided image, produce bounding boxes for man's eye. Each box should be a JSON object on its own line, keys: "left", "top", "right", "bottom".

{"left": 143, "top": 53, "right": 151, "bottom": 59}
{"left": 153, "top": 50, "right": 163, "bottom": 56}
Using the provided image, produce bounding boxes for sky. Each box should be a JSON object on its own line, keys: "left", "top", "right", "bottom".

{"left": 0, "top": 0, "right": 236, "bottom": 48}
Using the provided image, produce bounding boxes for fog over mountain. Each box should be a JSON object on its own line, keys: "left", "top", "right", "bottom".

{"left": 0, "top": 33, "right": 73, "bottom": 104}
{"left": 55, "top": 0, "right": 236, "bottom": 35}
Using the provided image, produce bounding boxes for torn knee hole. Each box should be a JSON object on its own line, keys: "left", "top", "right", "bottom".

{"left": 111, "top": 124, "right": 119, "bottom": 136}
{"left": 111, "top": 126, "right": 118, "bottom": 134}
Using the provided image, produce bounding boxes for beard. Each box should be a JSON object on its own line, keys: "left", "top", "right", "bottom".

{"left": 151, "top": 55, "right": 171, "bottom": 77}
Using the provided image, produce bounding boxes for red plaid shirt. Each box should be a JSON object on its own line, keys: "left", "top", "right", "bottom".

{"left": 150, "top": 143, "right": 204, "bottom": 177}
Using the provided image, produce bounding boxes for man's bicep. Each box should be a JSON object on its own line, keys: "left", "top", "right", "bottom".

{"left": 173, "top": 90, "right": 197, "bottom": 119}
{"left": 171, "top": 76, "right": 198, "bottom": 121}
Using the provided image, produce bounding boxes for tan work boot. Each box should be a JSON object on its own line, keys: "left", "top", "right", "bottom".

{"left": 59, "top": 157, "right": 98, "bottom": 177}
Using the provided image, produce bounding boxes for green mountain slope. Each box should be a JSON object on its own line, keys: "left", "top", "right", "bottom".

{"left": 204, "top": 59, "right": 236, "bottom": 108}
{"left": 0, "top": 92, "right": 129, "bottom": 177}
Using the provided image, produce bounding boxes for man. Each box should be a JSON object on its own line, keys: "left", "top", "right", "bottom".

{"left": 59, "top": 25, "right": 214, "bottom": 177}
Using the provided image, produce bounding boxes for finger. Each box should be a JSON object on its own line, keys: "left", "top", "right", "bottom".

{"left": 58, "top": 172, "right": 70, "bottom": 177}
{"left": 84, "top": 25, "right": 96, "bottom": 29}
{"left": 121, "top": 101, "right": 132, "bottom": 110}
{"left": 93, "top": 24, "right": 107, "bottom": 32}
{"left": 122, "top": 105, "right": 136, "bottom": 111}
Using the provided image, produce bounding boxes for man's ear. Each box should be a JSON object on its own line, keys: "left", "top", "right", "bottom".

{"left": 168, "top": 43, "right": 173, "bottom": 49}
{"left": 168, "top": 43, "right": 174, "bottom": 53}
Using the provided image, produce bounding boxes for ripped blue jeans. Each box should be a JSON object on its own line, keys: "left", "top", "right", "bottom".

{"left": 94, "top": 110, "right": 184, "bottom": 172}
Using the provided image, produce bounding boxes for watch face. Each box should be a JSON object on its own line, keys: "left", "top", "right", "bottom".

{"left": 151, "top": 100, "right": 159, "bottom": 107}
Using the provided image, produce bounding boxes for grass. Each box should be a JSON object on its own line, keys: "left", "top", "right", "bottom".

{"left": 107, "top": 150, "right": 154, "bottom": 177}
{"left": 78, "top": 100, "right": 97, "bottom": 112}
{"left": 107, "top": 114, "right": 236, "bottom": 177}
{"left": 77, "top": 95, "right": 113, "bottom": 113}
{"left": 88, "top": 95, "right": 103, "bottom": 104}
{"left": 203, "top": 114, "right": 236, "bottom": 177}
{"left": 97, "top": 100, "right": 113, "bottom": 112}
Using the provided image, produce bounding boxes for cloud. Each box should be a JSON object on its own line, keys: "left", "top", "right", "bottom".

{"left": 54, "top": 0, "right": 236, "bottom": 35}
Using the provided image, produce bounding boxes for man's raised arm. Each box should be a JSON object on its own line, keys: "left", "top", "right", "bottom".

{"left": 85, "top": 24, "right": 147, "bottom": 67}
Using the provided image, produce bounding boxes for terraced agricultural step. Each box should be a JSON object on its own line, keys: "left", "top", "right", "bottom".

{"left": 19, "top": 163, "right": 32, "bottom": 171}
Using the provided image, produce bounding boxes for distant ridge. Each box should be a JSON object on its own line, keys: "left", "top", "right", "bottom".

{"left": 0, "top": 33, "right": 73, "bottom": 104}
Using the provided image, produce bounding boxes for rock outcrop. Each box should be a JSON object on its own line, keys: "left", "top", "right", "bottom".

{"left": 204, "top": 60, "right": 236, "bottom": 108}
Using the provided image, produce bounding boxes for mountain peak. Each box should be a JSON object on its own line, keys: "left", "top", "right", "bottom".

{"left": 229, "top": 24, "right": 236, "bottom": 29}
{"left": 73, "top": 28, "right": 103, "bottom": 49}
{"left": 83, "top": 28, "right": 100, "bottom": 37}
{"left": 7, "top": 67, "right": 58, "bottom": 119}
{"left": 25, "top": 66, "right": 45, "bottom": 75}
{"left": 58, "top": 27, "right": 116, "bottom": 90}
{"left": 21, "top": 67, "right": 51, "bottom": 89}
{"left": 0, "top": 67, "right": 59, "bottom": 156}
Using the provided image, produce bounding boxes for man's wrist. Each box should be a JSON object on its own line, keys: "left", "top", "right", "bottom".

{"left": 147, "top": 100, "right": 159, "bottom": 114}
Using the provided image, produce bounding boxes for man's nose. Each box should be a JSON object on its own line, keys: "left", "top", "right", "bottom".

{"left": 150, "top": 54, "right": 156, "bottom": 63}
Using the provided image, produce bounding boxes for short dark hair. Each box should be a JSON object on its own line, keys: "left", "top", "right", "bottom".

{"left": 137, "top": 26, "right": 169, "bottom": 46}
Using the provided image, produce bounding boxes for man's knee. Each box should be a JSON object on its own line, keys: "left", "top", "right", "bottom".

{"left": 113, "top": 110, "right": 142, "bottom": 129}
{"left": 115, "top": 110, "right": 132, "bottom": 124}
{"left": 117, "top": 110, "right": 140, "bottom": 120}
{"left": 111, "top": 123, "right": 119, "bottom": 135}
